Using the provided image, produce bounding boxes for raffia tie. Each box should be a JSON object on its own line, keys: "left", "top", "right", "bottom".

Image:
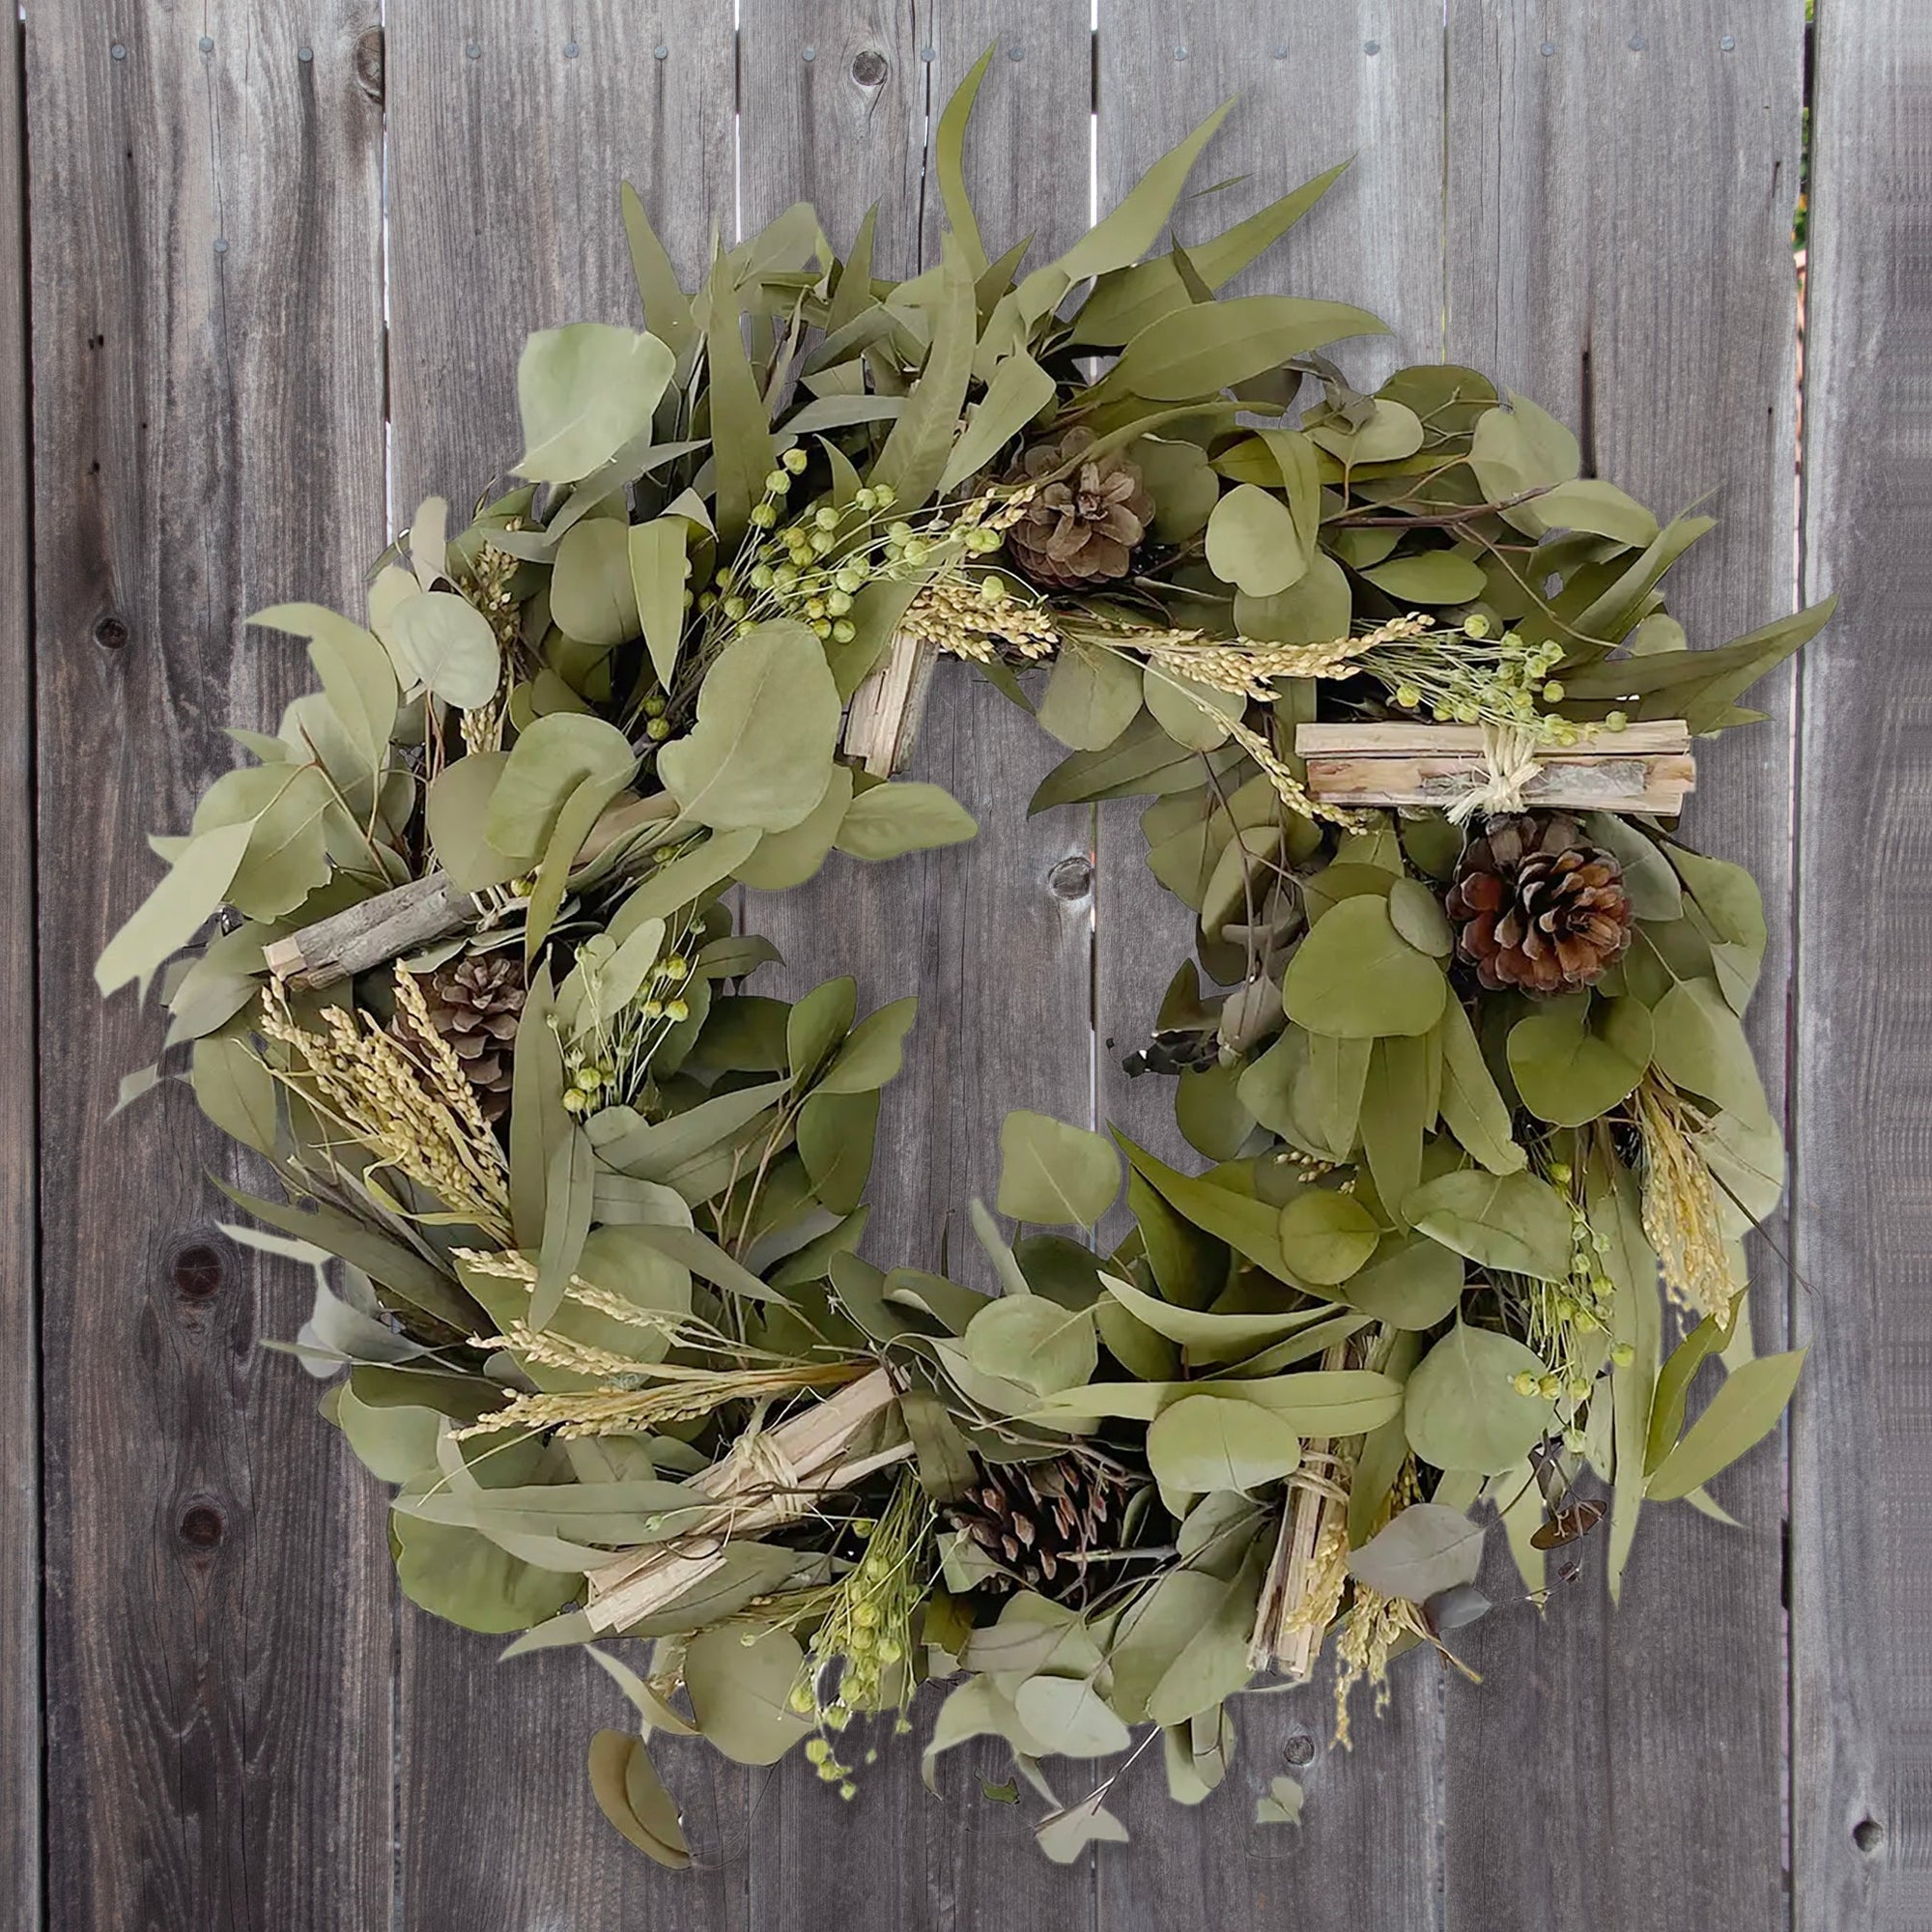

{"left": 1444, "top": 723, "right": 1546, "bottom": 826}
{"left": 717, "top": 1428, "right": 811, "bottom": 1525}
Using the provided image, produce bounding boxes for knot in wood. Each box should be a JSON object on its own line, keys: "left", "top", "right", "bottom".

{"left": 1048, "top": 855, "right": 1093, "bottom": 900}
{"left": 850, "top": 48, "right": 889, "bottom": 88}
{"left": 171, "top": 1242, "right": 223, "bottom": 1299}
{"left": 179, "top": 1501, "right": 225, "bottom": 1549}
{"left": 355, "top": 25, "right": 384, "bottom": 103}
{"left": 93, "top": 613, "right": 128, "bottom": 651}
{"left": 1283, "top": 1733, "right": 1316, "bottom": 1767}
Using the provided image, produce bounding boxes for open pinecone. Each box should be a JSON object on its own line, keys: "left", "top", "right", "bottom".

{"left": 1445, "top": 812, "right": 1634, "bottom": 994}
{"left": 944, "top": 1450, "right": 1132, "bottom": 1606}
{"left": 1000, "top": 427, "right": 1153, "bottom": 587}
{"left": 417, "top": 952, "right": 526, "bottom": 1121}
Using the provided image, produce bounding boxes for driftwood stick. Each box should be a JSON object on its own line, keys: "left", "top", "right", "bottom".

{"left": 1249, "top": 1339, "right": 1353, "bottom": 1678}
{"left": 1297, "top": 719, "right": 1695, "bottom": 815}
{"left": 841, "top": 629, "right": 937, "bottom": 777}
{"left": 262, "top": 791, "right": 683, "bottom": 991}
{"left": 262, "top": 874, "right": 476, "bottom": 989}
{"left": 582, "top": 1367, "right": 908, "bottom": 1635}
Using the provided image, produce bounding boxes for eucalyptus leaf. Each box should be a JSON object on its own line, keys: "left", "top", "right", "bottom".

{"left": 997, "top": 1110, "right": 1122, "bottom": 1227}
{"left": 657, "top": 621, "right": 842, "bottom": 834}
{"left": 1403, "top": 1169, "right": 1574, "bottom": 1281}
{"left": 1404, "top": 1322, "right": 1551, "bottom": 1474}
{"left": 518, "top": 324, "right": 674, "bottom": 484}
{"left": 1147, "top": 1392, "right": 1302, "bottom": 1492}
{"left": 1346, "top": 1502, "right": 1486, "bottom": 1601}
{"left": 1283, "top": 895, "right": 1448, "bottom": 1039}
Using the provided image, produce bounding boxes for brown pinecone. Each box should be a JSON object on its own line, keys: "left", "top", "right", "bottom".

{"left": 418, "top": 952, "right": 526, "bottom": 1121}
{"left": 1445, "top": 812, "right": 1634, "bottom": 995}
{"left": 1001, "top": 427, "right": 1153, "bottom": 587}
{"left": 944, "top": 1451, "right": 1131, "bottom": 1605}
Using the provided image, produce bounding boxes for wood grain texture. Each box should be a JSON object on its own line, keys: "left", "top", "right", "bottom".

{"left": 29, "top": 6, "right": 392, "bottom": 1928}
{"left": 740, "top": 7, "right": 1102, "bottom": 1925}
{"left": 1093, "top": 10, "right": 1448, "bottom": 1928}
{"left": 1443, "top": 6, "right": 1803, "bottom": 1928}
{"left": 383, "top": 8, "right": 753, "bottom": 1927}
{"left": 0, "top": 15, "right": 38, "bottom": 1932}
{"left": 1792, "top": 1, "right": 1932, "bottom": 1923}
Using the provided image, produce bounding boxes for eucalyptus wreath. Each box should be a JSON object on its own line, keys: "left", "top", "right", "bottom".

{"left": 98, "top": 51, "right": 1831, "bottom": 1867}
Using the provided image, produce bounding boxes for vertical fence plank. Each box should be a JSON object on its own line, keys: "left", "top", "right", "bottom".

{"left": 383, "top": 7, "right": 748, "bottom": 1925}
{"left": 1092, "top": 8, "right": 1448, "bottom": 1928}
{"left": 739, "top": 6, "right": 1099, "bottom": 1926}
{"left": 1443, "top": 6, "right": 1804, "bottom": 1928}
{"left": 1793, "top": 1, "right": 1932, "bottom": 1924}
{"left": 1095, "top": 0, "right": 1448, "bottom": 1177}
{"left": 30, "top": 6, "right": 390, "bottom": 1928}
{"left": 0, "top": 13, "right": 37, "bottom": 1931}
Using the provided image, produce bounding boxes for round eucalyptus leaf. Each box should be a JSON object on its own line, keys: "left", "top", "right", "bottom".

{"left": 1401, "top": 1168, "right": 1574, "bottom": 1282}
{"left": 1206, "top": 484, "right": 1307, "bottom": 597}
{"left": 1404, "top": 1321, "right": 1551, "bottom": 1474}
{"left": 1235, "top": 552, "right": 1350, "bottom": 644}
{"left": 657, "top": 621, "right": 842, "bottom": 834}
{"left": 684, "top": 1622, "right": 814, "bottom": 1765}
{"left": 997, "top": 1109, "right": 1122, "bottom": 1227}
{"left": 1283, "top": 895, "right": 1449, "bottom": 1039}
{"left": 1387, "top": 876, "right": 1454, "bottom": 957}
{"left": 1013, "top": 1673, "right": 1133, "bottom": 1758}
{"left": 1276, "top": 1188, "right": 1379, "bottom": 1284}
{"left": 1335, "top": 1232, "right": 1464, "bottom": 1328}
{"left": 1507, "top": 991, "right": 1653, "bottom": 1127}
{"left": 1146, "top": 1393, "right": 1302, "bottom": 1493}
{"left": 964, "top": 1295, "right": 1097, "bottom": 1399}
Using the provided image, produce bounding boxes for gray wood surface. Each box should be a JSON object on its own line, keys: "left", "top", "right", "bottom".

{"left": 384, "top": 8, "right": 752, "bottom": 1926}
{"left": 1792, "top": 2, "right": 1931, "bottom": 1926}
{"left": 13, "top": 1, "right": 1913, "bottom": 1926}
{"left": 1442, "top": 9, "right": 1804, "bottom": 1928}
{"left": 0, "top": 14, "right": 37, "bottom": 1932}
{"left": 27, "top": 6, "right": 392, "bottom": 1929}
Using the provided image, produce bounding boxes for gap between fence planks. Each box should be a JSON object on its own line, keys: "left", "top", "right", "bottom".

{"left": 0, "top": 15, "right": 39, "bottom": 1932}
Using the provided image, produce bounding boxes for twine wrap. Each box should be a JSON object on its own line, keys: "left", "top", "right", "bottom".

{"left": 717, "top": 1427, "right": 810, "bottom": 1525}
{"left": 1443, "top": 723, "right": 1547, "bottom": 825}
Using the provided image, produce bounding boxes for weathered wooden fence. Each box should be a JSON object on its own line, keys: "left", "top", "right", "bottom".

{"left": 6, "top": 2, "right": 1924, "bottom": 1926}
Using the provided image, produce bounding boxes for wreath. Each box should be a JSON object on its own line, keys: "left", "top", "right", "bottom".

{"left": 98, "top": 51, "right": 1831, "bottom": 1868}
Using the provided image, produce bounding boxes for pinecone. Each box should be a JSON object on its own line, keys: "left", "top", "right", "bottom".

{"left": 417, "top": 952, "right": 526, "bottom": 1121}
{"left": 1445, "top": 812, "right": 1634, "bottom": 995}
{"left": 1001, "top": 428, "right": 1153, "bottom": 587}
{"left": 944, "top": 1451, "right": 1132, "bottom": 1605}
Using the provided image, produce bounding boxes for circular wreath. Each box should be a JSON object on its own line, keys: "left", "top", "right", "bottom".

{"left": 99, "top": 53, "right": 1831, "bottom": 1868}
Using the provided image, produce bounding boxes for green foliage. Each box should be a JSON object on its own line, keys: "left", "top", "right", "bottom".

{"left": 94, "top": 41, "right": 1820, "bottom": 1878}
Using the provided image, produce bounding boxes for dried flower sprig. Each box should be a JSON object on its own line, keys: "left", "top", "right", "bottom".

{"left": 453, "top": 1356, "right": 867, "bottom": 1440}
{"left": 1634, "top": 1073, "right": 1740, "bottom": 1318}
{"left": 258, "top": 970, "right": 511, "bottom": 1242}
{"left": 790, "top": 1468, "right": 933, "bottom": 1796}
